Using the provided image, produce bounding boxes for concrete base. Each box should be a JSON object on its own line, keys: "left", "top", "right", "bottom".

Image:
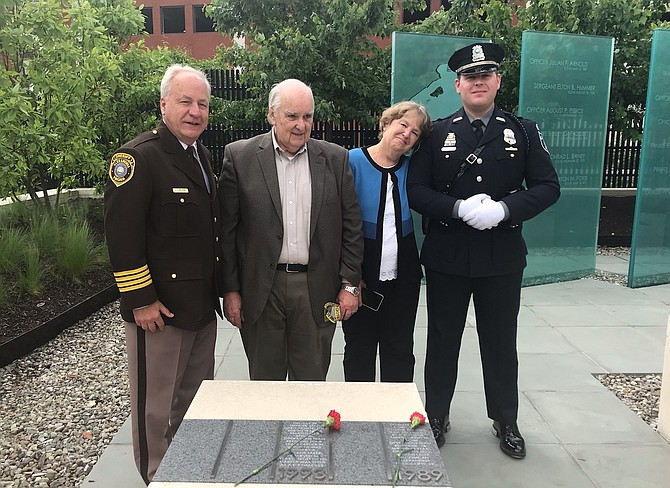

{"left": 658, "top": 315, "right": 670, "bottom": 441}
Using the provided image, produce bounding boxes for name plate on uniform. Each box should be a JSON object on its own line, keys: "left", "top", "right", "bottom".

{"left": 153, "top": 419, "right": 451, "bottom": 486}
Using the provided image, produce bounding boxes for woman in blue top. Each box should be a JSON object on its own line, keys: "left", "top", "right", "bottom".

{"left": 344, "top": 101, "right": 431, "bottom": 382}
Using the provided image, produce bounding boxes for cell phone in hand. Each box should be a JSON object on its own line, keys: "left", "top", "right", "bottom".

{"left": 361, "top": 287, "right": 384, "bottom": 311}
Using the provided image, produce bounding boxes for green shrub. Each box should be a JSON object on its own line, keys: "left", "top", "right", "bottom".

{"left": 0, "top": 202, "right": 30, "bottom": 231}
{"left": 0, "top": 228, "right": 27, "bottom": 274}
{"left": 20, "top": 243, "right": 44, "bottom": 296}
{"left": 0, "top": 198, "right": 108, "bottom": 309}
{"left": 54, "top": 220, "right": 105, "bottom": 283}
{"left": 29, "top": 212, "right": 61, "bottom": 259}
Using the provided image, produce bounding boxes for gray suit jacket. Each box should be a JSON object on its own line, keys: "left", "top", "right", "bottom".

{"left": 218, "top": 131, "right": 363, "bottom": 325}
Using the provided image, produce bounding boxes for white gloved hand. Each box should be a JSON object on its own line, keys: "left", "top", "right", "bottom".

{"left": 457, "top": 193, "right": 491, "bottom": 219}
{"left": 463, "top": 199, "right": 505, "bottom": 230}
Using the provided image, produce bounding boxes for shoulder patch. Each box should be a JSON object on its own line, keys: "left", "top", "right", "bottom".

{"left": 109, "top": 152, "right": 136, "bottom": 187}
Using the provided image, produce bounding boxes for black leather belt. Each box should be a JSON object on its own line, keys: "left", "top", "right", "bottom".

{"left": 277, "top": 263, "right": 308, "bottom": 273}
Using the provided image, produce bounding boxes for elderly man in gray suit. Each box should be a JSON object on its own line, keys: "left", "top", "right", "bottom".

{"left": 219, "top": 79, "right": 363, "bottom": 381}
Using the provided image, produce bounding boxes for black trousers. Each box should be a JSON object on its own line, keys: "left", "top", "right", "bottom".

{"left": 424, "top": 269, "right": 523, "bottom": 424}
{"left": 342, "top": 277, "right": 420, "bottom": 382}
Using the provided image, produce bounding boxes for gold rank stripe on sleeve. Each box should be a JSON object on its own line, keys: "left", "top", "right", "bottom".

{"left": 113, "top": 264, "right": 153, "bottom": 292}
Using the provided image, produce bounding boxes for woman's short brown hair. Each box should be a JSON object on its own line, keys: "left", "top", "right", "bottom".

{"left": 377, "top": 101, "right": 432, "bottom": 141}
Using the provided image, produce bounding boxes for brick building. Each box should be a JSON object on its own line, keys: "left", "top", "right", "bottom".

{"left": 136, "top": 0, "right": 451, "bottom": 59}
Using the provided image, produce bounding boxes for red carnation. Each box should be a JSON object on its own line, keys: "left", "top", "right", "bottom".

{"left": 409, "top": 411, "right": 426, "bottom": 428}
{"left": 325, "top": 409, "right": 341, "bottom": 430}
{"left": 236, "top": 409, "right": 342, "bottom": 485}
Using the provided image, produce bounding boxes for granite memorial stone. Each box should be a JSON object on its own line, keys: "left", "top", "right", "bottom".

{"left": 153, "top": 419, "right": 450, "bottom": 486}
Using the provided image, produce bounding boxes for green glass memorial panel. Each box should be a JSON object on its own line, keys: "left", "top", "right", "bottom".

{"left": 519, "top": 31, "right": 614, "bottom": 285}
{"left": 391, "top": 32, "right": 488, "bottom": 117}
{"left": 392, "top": 32, "right": 488, "bottom": 250}
{"left": 629, "top": 29, "right": 670, "bottom": 287}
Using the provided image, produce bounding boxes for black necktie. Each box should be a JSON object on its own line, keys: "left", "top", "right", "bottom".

{"left": 472, "top": 119, "right": 485, "bottom": 143}
{"left": 187, "top": 145, "right": 210, "bottom": 193}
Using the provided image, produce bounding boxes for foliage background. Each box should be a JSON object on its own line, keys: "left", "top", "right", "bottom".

{"left": 0, "top": 0, "right": 188, "bottom": 207}
{"left": 0, "top": 0, "right": 668, "bottom": 204}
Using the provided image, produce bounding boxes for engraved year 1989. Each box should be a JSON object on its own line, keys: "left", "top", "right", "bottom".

{"left": 397, "top": 469, "right": 444, "bottom": 483}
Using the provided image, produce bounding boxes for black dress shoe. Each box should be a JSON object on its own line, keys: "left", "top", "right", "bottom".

{"left": 492, "top": 421, "right": 526, "bottom": 459}
{"left": 428, "top": 415, "right": 451, "bottom": 448}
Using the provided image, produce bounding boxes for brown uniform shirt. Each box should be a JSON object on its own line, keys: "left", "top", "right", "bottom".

{"left": 104, "top": 122, "right": 222, "bottom": 330}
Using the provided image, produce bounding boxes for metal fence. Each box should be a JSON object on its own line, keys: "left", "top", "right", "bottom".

{"left": 203, "top": 68, "right": 642, "bottom": 188}
{"left": 603, "top": 126, "right": 642, "bottom": 189}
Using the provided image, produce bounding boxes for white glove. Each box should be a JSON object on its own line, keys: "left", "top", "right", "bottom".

{"left": 457, "top": 193, "right": 491, "bottom": 218}
{"left": 463, "top": 199, "right": 505, "bottom": 230}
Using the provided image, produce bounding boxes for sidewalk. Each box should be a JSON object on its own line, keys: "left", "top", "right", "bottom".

{"left": 81, "top": 255, "right": 670, "bottom": 488}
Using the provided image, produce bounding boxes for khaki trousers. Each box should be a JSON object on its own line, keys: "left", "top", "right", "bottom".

{"left": 125, "top": 319, "right": 216, "bottom": 484}
{"left": 240, "top": 271, "right": 335, "bottom": 381}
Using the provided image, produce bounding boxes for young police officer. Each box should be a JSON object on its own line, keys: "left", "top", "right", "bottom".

{"left": 408, "top": 43, "right": 560, "bottom": 459}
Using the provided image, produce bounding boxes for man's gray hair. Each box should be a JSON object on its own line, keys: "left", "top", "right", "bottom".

{"left": 161, "top": 65, "right": 211, "bottom": 98}
{"left": 267, "top": 79, "right": 313, "bottom": 124}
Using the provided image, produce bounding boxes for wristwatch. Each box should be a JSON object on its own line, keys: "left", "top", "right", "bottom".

{"left": 341, "top": 284, "right": 360, "bottom": 297}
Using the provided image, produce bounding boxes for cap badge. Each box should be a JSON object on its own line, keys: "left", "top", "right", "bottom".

{"left": 472, "top": 45, "right": 485, "bottom": 63}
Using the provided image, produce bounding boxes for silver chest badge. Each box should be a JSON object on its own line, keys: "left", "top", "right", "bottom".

{"left": 503, "top": 128, "right": 517, "bottom": 146}
{"left": 441, "top": 132, "right": 457, "bottom": 152}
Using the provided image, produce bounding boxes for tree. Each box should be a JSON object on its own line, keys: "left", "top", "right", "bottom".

{"left": 94, "top": 43, "right": 193, "bottom": 164}
{"left": 409, "top": 0, "right": 521, "bottom": 111}
{"left": 205, "top": 0, "right": 425, "bottom": 128}
{"left": 517, "top": 0, "right": 669, "bottom": 137}
{"left": 411, "top": 0, "right": 670, "bottom": 136}
{"left": 0, "top": 0, "right": 146, "bottom": 208}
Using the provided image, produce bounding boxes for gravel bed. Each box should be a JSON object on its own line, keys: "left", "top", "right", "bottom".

{"left": 0, "top": 246, "right": 663, "bottom": 487}
{"left": 596, "top": 373, "right": 662, "bottom": 430}
{"left": 591, "top": 246, "right": 630, "bottom": 286}
{"left": 0, "top": 303, "right": 128, "bottom": 488}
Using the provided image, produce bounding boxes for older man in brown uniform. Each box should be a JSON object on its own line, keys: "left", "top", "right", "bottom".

{"left": 104, "top": 65, "right": 222, "bottom": 484}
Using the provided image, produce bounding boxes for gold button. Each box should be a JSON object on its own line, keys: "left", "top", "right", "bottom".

{"left": 216, "top": 256, "right": 220, "bottom": 262}
{"left": 215, "top": 236, "right": 219, "bottom": 242}
{"left": 476, "top": 176, "right": 483, "bottom": 182}
{"left": 476, "top": 158, "right": 483, "bottom": 164}
{"left": 180, "top": 198, "right": 185, "bottom": 203}
{"left": 171, "top": 273, "right": 177, "bottom": 279}
{"left": 214, "top": 217, "right": 217, "bottom": 223}
{"left": 511, "top": 153, "right": 515, "bottom": 158}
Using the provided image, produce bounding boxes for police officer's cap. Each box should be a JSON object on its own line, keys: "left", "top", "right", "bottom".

{"left": 448, "top": 42, "right": 505, "bottom": 75}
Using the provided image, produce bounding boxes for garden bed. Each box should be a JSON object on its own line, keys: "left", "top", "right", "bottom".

{"left": 0, "top": 197, "right": 116, "bottom": 363}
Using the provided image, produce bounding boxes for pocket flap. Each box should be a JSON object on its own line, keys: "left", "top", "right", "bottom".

{"left": 151, "top": 259, "right": 203, "bottom": 281}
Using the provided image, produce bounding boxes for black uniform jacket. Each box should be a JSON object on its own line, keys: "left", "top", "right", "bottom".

{"left": 407, "top": 106, "right": 560, "bottom": 278}
{"left": 104, "top": 122, "right": 223, "bottom": 330}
